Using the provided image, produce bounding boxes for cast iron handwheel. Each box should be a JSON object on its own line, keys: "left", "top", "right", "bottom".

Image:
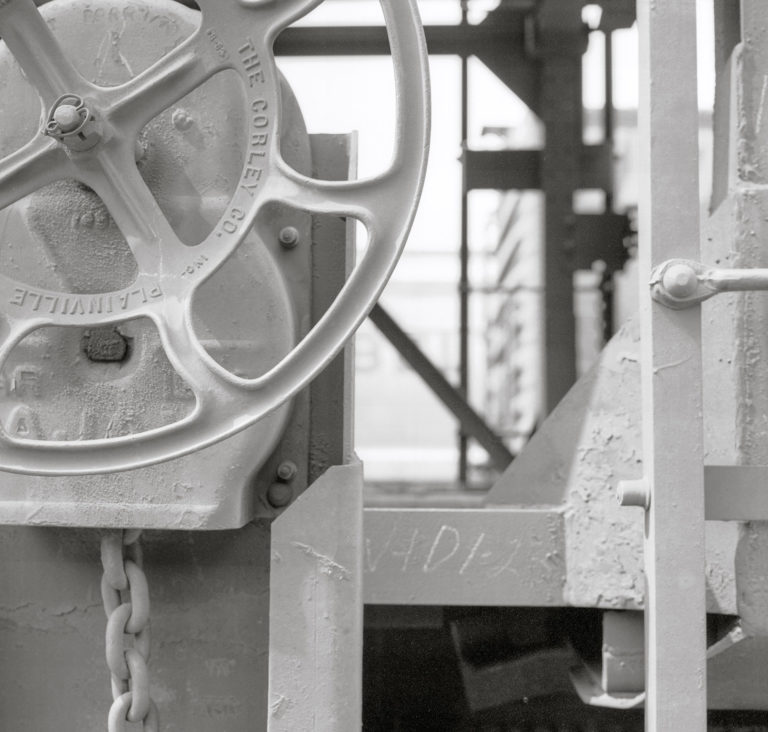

{"left": 0, "top": 0, "right": 430, "bottom": 475}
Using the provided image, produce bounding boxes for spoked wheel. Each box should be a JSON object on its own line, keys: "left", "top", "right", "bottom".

{"left": 0, "top": 0, "right": 430, "bottom": 475}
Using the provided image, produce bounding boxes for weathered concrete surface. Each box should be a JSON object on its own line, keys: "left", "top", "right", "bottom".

{"left": 0, "top": 524, "right": 272, "bottom": 731}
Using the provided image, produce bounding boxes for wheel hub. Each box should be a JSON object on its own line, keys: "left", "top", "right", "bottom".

{"left": 43, "top": 93, "right": 101, "bottom": 150}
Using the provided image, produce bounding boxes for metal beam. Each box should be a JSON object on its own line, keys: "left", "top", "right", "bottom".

{"left": 538, "top": 7, "right": 584, "bottom": 413}
{"left": 463, "top": 145, "right": 614, "bottom": 192}
{"left": 362, "top": 507, "right": 564, "bottom": 606}
{"left": 269, "top": 462, "right": 364, "bottom": 731}
{"left": 369, "top": 304, "right": 514, "bottom": 472}
{"left": 705, "top": 465, "right": 768, "bottom": 521}
{"left": 572, "top": 213, "right": 630, "bottom": 272}
{"left": 275, "top": 23, "right": 526, "bottom": 57}
{"left": 637, "top": 1, "right": 707, "bottom": 729}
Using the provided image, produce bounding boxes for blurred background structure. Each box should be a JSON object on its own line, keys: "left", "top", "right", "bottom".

{"left": 275, "top": 0, "right": 713, "bottom": 492}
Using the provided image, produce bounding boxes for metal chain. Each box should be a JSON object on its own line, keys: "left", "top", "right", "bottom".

{"left": 100, "top": 530, "right": 159, "bottom": 731}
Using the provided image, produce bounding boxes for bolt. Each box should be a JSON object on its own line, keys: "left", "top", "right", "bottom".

{"left": 279, "top": 226, "right": 300, "bottom": 249}
{"left": 172, "top": 108, "right": 194, "bottom": 131}
{"left": 617, "top": 479, "right": 650, "bottom": 509}
{"left": 52, "top": 104, "right": 82, "bottom": 133}
{"left": 276, "top": 461, "right": 298, "bottom": 482}
{"left": 662, "top": 263, "right": 698, "bottom": 299}
{"left": 267, "top": 482, "right": 293, "bottom": 508}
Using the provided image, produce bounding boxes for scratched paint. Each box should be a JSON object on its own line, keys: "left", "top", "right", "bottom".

{"left": 364, "top": 509, "right": 565, "bottom": 606}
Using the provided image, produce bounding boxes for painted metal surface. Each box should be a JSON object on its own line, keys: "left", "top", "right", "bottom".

{"left": 268, "top": 461, "right": 363, "bottom": 732}
{"left": 486, "top": 321, "right": 736, "bottom": 617}
{"left": 0, "top": 0, "right": 312, "bottom": 529}
{"left": 0, "top": 121, "right": 358, "bottom": 728}
{"left": 307, "top": 134, "right": 356, "bottom": 486}
{"left": 0, "top": 523, "right": 274, "bottom": 730}
{"left": 363, "top": 507, "right": 564, "bottom": 606}
{"left": 0, "top": 0, "right": 429, "bottom": 476}
{"left": 637, "top": 1, "right": 708, "bottom": 728}
{"left": 651, "top": 258, "right": 768, "bottom": 309}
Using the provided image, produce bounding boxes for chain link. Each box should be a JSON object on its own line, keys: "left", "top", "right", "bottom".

{"left": 101, "top": 530, "right": 158, "bottom": 731}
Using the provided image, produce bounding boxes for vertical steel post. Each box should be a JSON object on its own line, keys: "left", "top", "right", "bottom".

{"left": 637, "top": 1, "right": 708, "bottom": 729}
{"left": 459, "top": 0, "right": 470, "bottom": 484}
{"left": 268, "top": 462, "right": 364, "bottom": 732}
{"left": 538, "top": 2, "right": 584, "bottom": 413}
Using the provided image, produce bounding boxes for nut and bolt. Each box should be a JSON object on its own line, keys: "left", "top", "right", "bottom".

{"left": 44, "top": 94, "right": 101, "bottom": 151}
{"left": 278, "top": 226, "right": 300, "bottom": 249}
{"left": 617, "top": 479, "right": 650, "bottom": 510}
{"left": 661, "top": 263, "right": 699, "bottom": 299}
{"left": 267, "top": 482, "right": 293, "bottom": 508}
{"left": 52, "top": 104, "right": 82, "bottom": 133}
{"left": 276, "top": 461, "right": 298, "bottom": 482}
{"left": 267, "top": 461, "right": 298, "bottom": 508}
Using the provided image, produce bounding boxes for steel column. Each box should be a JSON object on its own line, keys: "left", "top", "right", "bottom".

{"left": 538, "top": 4, "right": 586, "bottom": 413}
{"left": 459, "top": 0, "right": 470, "bottom": 483}
{"left": 637, "top": 1, "right": 707, "bottom": 729}
{"left": 268, "top": 462, "right": 364, "bottom": 731}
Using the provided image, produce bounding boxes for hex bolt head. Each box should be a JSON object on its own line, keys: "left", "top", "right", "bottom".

{"left": 267, "top": 482, "right": 293, "bottom": 508}
{"left": 276, "top": 461, "right": 298, "bottom": 482}
{"left": 662, "top": 263, "right": 698, "bottom": 299}
{"left": 52, "top": 104, "right": 81, "bottom": 133}
{"left": 279, "top": 226, "right": 300, "bottom": 249}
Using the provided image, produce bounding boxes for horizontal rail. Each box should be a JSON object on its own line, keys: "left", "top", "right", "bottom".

{"left": 651, "top": 258, "right": 768, "bottom": 308}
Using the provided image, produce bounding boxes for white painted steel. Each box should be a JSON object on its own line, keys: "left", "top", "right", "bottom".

{"left": 651, "top": 258, "right": 768, "bottom": 309}
{"left": 0, "top": 0, "right": 430, "bottom": 475}
{"left": 637, "top": 1, "right": 708, "bottom": 729}
{"left": 268, "top": 461, "right": 363, "bottom": 731}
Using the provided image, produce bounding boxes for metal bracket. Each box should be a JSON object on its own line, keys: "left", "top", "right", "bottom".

{"left": 651, "top": 258, "right": 768, "bottom": 309}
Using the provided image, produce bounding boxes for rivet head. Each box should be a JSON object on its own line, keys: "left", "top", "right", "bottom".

{"left": 172, "top": 108, "right": 194, "bottom": 131}
{"left": 279, "top": 226, "right": 300, "bottom": 249}
{"left": 267, "top": 482, "right": 293, "bottom": 508}
{"left": 662, "top": 263, "right": 698, "bottom": 299}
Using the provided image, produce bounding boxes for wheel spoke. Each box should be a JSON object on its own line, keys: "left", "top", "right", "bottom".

{"left": 267, "top": 158, "right": 402, "bottom": 229}
{"left": 153, "top": 304, "right": 239, "bottom": 410}
{"left": 78, "top": 145, "right": 186, "bottom": 276}
{"left": 0, "top": 136, "right": 71, "bottom": 212}
{"left": 105, "top": 32, "right": 231, "bottom": 133}
{"left": 0, "top": 314, "right": 41, "bottom": 368}
{"left": 0, "top": 0, "right": 86, "bottom": 103}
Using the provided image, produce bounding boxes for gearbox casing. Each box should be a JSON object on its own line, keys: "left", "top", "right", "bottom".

{"left": 0, "top": 0, "right": 313, "bottom": 528}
